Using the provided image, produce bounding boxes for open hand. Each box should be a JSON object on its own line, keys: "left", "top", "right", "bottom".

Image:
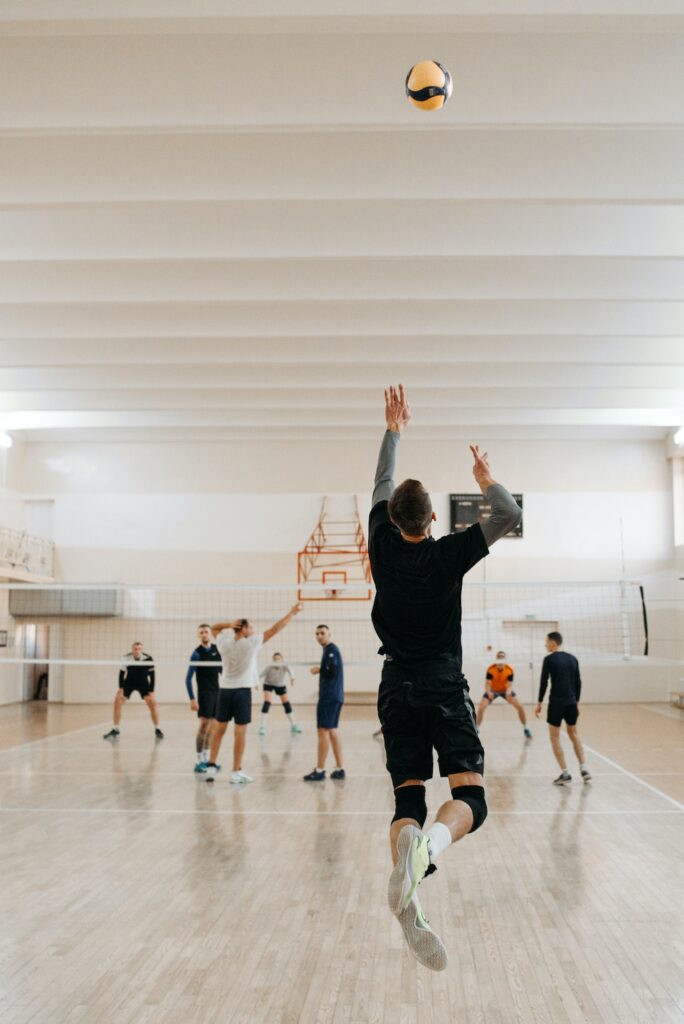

{"left": 385, "top": 384, "right": 411, "bottom": 433}
{"left": 291, "top": 602, "right": 303, "bottom": 615}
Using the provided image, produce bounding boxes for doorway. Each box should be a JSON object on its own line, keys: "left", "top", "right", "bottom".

{"left": 22, "top": 623, "right": 50, "bottom": 701}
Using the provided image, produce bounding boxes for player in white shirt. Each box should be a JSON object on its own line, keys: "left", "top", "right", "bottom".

{"left": 205, "top": 603, "right": 302, "bottom": 784}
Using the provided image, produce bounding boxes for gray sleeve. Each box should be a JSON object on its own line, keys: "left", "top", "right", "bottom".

{"left": 480, "top": 484, "right": 522, "bottom": 546}
{"left": 372, "top": 430, "right": 400, "bottom": 507}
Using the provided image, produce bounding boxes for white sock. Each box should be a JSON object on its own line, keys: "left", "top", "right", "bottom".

{"left": 196, "top": 751, "right": 204, "bottom": 764}
{"left": 286, "top": 710, "right": 296, "bottom": 724}
{"left": 261, "top": 714, "right": 268, "bottom": 725}
{"left": 426, "top": 822, "right": 452, "bottom": 863}
{"left": 202, "top": 749, "right": 209, "bottom": 762}
{"left": 580, "top": 763, "right": 588, "bottom": 771}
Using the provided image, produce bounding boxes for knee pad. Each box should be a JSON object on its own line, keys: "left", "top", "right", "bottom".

{"left": 261, "top": 701, "right": 270, "bottom": 715}
{"left": 392, "top": 784, "right": 428, "bottom": 827}
{"left": 451, "top": 785, "right": 488, "bottom": 833}
{"left": 283, "top": 701, "right": 292, "bottom": 714}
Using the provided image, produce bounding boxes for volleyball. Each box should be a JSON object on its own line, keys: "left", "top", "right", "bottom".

{"left": 405, "top": 60, "right": 453, "bottom": 111}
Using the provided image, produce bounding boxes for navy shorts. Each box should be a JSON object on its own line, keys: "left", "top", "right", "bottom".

{"left": 264, "top": 684, "right": 287, "bottom": 696}
{"left": 378, "top": 657, "right": 484, "bottom": 788}
{"left": 547, "top": 703, "right": 579, "bottom": 728}
{"left": 317, "top": 700, "right": 343, "bottom": 729}
{"left": 483, "top": 690, "right": 516, "bottom": 701}
{"left": 196, "top": 682, "right": 218, "bottom": 719}
{"left": 215, "top": 688, "right": 252, "bottom": 725}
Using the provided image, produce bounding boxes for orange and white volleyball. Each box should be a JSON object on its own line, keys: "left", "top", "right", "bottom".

{"left": 405, "top": 60, "right": 453, "bottom": 111}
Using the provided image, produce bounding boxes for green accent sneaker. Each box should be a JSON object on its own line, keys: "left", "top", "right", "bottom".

{"left": 290, "top": 723, "right": 302, "bottom": 734}
{"left": 397, "top": 891, "right": 448, "bottom": 972}
{"left": 387, "top": 824, "right": 431, "bottom": 916}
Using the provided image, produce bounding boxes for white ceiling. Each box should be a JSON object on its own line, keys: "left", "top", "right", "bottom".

{"left": 1, "top": 0, "right": 683, "bottom": 442}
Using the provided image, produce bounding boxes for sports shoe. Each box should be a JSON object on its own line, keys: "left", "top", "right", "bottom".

{"left": 388, "top": 824, "right": 431, "bottom": 916}
{"left": 553, "top": 771, "right": 572, "bottom": 786}
{"left": 258, "top": 724, "right": 266, "bottom": 736}
{"left": 102, "top": 728, "right": 120, "bottom": 740}
{"left": 155, "top": 728, "right": 164, "bottom": 740}
{"left": 230, "top": 769, "right": 253, "bottom": 784}
{"left": 524, "top": 728, "right": 533, "bottom": 739}
{"left": 205, "top": 764, "right": 217, "bottom": 783}
{"left": 330, "top": 768, "right": 346, "bottom": 780}
{"left": 303, "top": 768, "right": 325, "bottom": 781}
{"left": 397, "top": 891, "right": 448, "bottom": 972}
{"left": 580, "top": 766, "right": 592, "bottom": 783}
{"left": 194, "top": 762, "right": 207, "bottom": 774}
{"left": 290, "top": 723, "right": 302, "bottom": 734}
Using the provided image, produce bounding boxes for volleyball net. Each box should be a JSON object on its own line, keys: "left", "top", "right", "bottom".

{"left": 0, "top": 580, "right": 649, "bottom": 673}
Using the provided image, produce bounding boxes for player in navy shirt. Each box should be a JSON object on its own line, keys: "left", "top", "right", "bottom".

{"left": 535, "top": 631, "right": 591, "bottom": 786}
{"left": 303, "top": 625, "right": 345, "bottom": 781}
{"left": 185, "top": 623, "right": 222, "bottom": 773}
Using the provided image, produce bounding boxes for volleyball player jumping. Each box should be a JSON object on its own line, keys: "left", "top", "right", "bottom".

{"left": 370, "top": 385, "right": 522, "bottom": 970}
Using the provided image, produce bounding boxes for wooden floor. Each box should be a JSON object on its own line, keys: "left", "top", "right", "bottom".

{"left": 0, "top": 701, "right": 683, "bottom": 1024}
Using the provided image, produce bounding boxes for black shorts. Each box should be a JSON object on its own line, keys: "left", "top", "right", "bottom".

{"left": 122, "top": 682, "right": 152, "bottom": 700}
{"left": 214, "top": 688, "right": 252, "bottom": 725}
{"left": 317, "top": 701, "right": 343, "bottom": 729}
{"left": 547, "top": 703, "right": 579, "bottom": 728}
{"left": 196, "top": 682, "right": 219, "bottom": 719}
{"left": 264, "top": 684, "right": 287, "bottom": 696}
{"left": 484, "top": 690, "right": 516, "bottom": 701}
{"left": 378, "top": 658, "right": 484, "bottom": 788}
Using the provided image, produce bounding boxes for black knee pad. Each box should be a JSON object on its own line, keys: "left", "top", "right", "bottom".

{"left": 283, "top": 701, "right": 292, "bottom": 714}
{"left": 392, "top": 784, "right": 428, "bottom": 827}
{"left": 451, "top": 785, "right": 488, "bottom": 833}
{"left": 261, "top": 702, "right": 270, "bottom": 714}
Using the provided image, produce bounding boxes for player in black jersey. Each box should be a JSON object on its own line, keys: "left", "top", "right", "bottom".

{"left": 185, "top": 624, "right": 222, "bottom": 773}
{"left": 371, "top": 386, "right": 522, "bottom": 971}
{"left": 535, "top": 631, "right": 591, "bottom": 785}
{"left": 103, "top": 641, "right": 163, "bottom": 740}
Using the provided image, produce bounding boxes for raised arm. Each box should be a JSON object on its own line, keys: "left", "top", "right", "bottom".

{"left": 262, "top": 603, "right": 303, "bottom": 644}
{"left": 210, "top": 619, "right": 241, "bottom": 639}
{"left": 372, "top": 385, "right": 411, "bottom": 506}
{"left": 470, "top": 445, "right": 522, "bottom": 546}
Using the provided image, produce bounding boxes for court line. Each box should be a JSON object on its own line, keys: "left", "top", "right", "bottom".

{"left": 583, "top": 742, "right": 684, "bottom": 812}
{"left": 638, "top": 704, "right": 684, "bottom": 721}
{"left": 0, "top": 720, "right": 111, "bottom": 754}
{"left": 0, "top": 806, "right": 680, "bottom": 817}
{"left": 0, "top": 769, "right": 636, "bottom": 778}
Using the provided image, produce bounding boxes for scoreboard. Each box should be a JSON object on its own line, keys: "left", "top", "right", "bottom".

{"left": 449, "top": 493, "right": 523, "bottom": 538}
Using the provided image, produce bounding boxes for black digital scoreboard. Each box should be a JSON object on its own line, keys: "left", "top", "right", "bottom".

{"left": 449, "top": 493, "right": 523, "bottom": 538}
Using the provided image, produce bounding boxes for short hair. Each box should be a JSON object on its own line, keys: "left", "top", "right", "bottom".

{"left": 234, "top": 618, "right": 249, "bottom": 634}
{"left": 388, "top": 478, "right": 432, "bottom": 535}
{"left": 496, "top": 650, "right": 506, "bottom": 658}
{"left": 316, "top": 624, "right": 330, "bottom": 631}
{"left": 273, "top": 652, "right": 282, "bottom": 658}
{"left": 547, "top": 631, "right": 563, "bottom": 646}
{"left": 198, "top": 623, "right": 210, "bottom": 630}
{"left": 132, "top": 640, "right": 143, "bottom": 646}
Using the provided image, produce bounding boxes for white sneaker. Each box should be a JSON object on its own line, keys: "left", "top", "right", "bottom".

{"left": 230, "top": 769, "right": 253, "bottom": 784}
{"left": 397, "top": 891, "right": 448, "bottom": 972}
{"left": 205, "top": 765, "right": 217, "bottom": 783}
{"left": 258, "top": 724, "right": 266, "bottom": 736}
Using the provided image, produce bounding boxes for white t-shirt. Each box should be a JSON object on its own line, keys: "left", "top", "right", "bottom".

{"left": 216, "top": 632, "right": 263, "bottom": 689}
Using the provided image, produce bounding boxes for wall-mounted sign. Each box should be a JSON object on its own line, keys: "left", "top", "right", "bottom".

{"left": 450, "top": 493, "right": 523, "bottom": 538}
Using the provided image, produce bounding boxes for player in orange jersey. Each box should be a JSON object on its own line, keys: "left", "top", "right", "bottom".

{"left": 476, "top": 651, "right": 532, "bottom": 738}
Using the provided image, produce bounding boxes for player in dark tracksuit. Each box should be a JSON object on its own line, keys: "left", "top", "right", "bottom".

{"left": 185, "top": 623, "right": 222, "bottom": 773}
{"left": 303, "top": 625, "right": 345, "bottom": 781}
{"left": 536, "top": 631, "right": 591, "bottom": 785}
{"left": 103, "top": 641, "right": 163, "bottom": 740}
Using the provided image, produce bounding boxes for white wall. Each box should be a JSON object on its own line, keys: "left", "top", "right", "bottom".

{"left": 2, "top": 435, "right": 680, "bottom": 704}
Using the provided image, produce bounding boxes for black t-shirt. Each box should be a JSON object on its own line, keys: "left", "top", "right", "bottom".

{"left": 368, "top": 501, "right": 489, "bottom": 667}
{"left": 538, "top": 651, "right": 582, "bottom": 705}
